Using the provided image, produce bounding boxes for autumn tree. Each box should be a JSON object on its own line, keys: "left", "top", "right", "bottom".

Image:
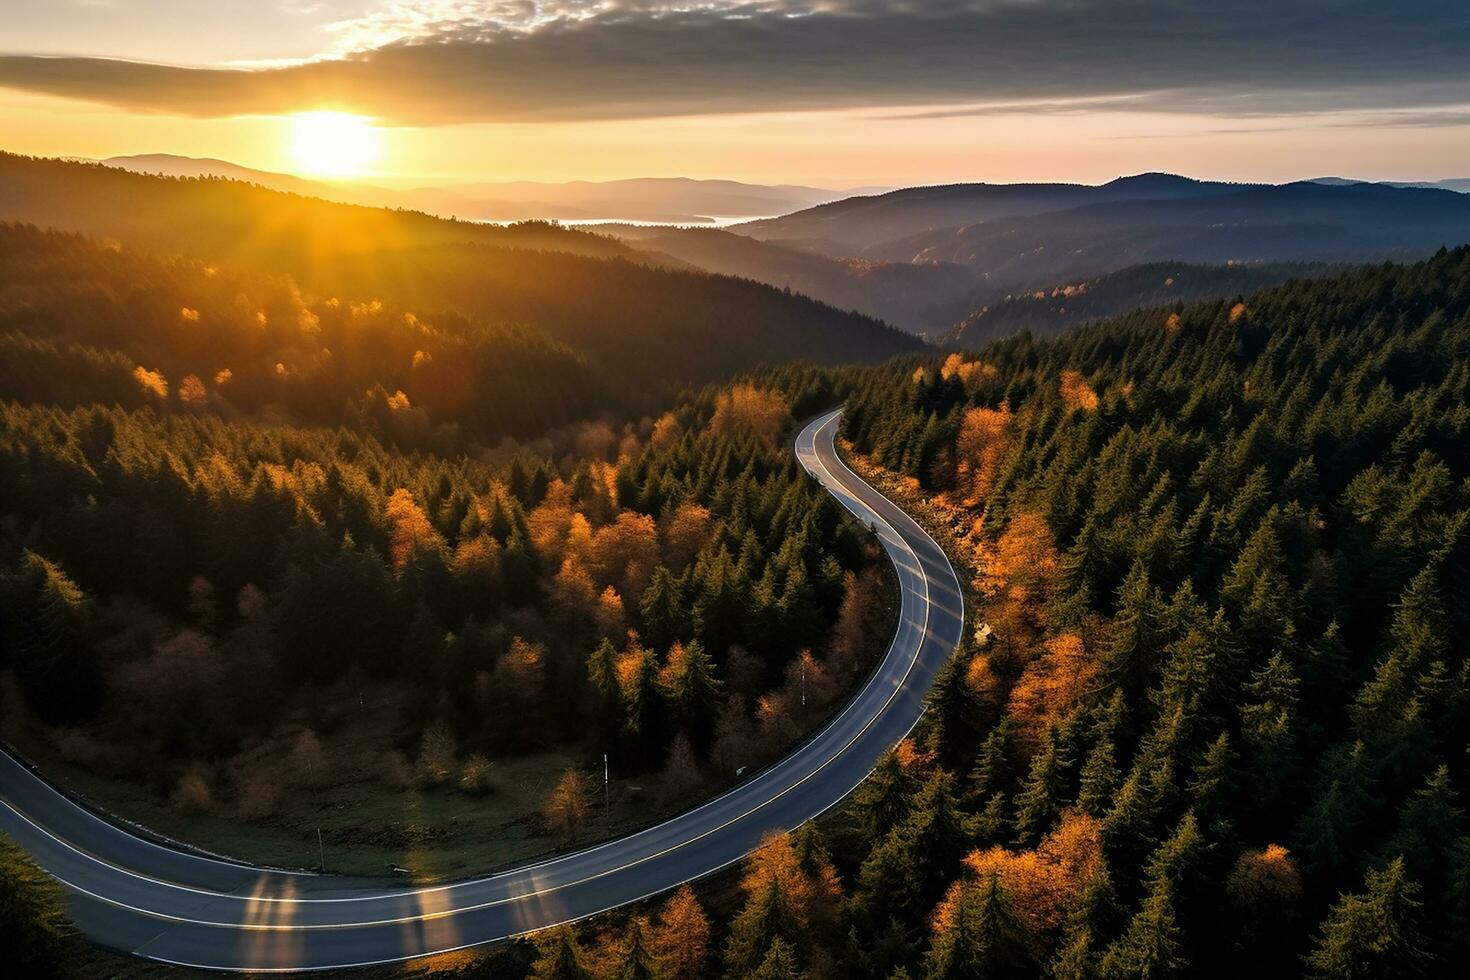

{"left": 954, "top": 405, "right": 1014, "bottom": 503}
{"left": 652, "top": 885, "right": 711, "bottom": 980}
{"left": 708, "top": 384, "right": 790, "bottom": 445}
{"left": 543, "top": 768, "right": 593, "bottom": 843}
{"left": 385, "top": 488, "right": 444, "bottom": 571}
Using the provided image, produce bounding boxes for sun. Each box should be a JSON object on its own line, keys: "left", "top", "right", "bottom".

{"left": 287, "top": 111, "right": 381, "bottom": 179}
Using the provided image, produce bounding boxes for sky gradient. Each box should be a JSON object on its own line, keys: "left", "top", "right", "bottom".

{"left": 4, "top": 1, "right": 1469, "bottom": 186}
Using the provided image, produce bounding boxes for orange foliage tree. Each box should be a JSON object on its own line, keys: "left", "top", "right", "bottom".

{"left": 385, "top": 488, "right": 444, "bottom": 571}
{"left": 1007, "top": 633, "right": 1098, "bottom": 742}
{"left": 1226, "top": 843, "right": 1302, "bottom": 910}
{"left": 955, "top": 404, "right": 1014, "bottom": 503}
{"left": 976, "top": 511, "right": 1062, "bottom": 661}
{"left": 1059, "top": 369, "right": 1100, "bottom": 411}
{"left": 934, "top": 812, "right": 1104, "bottom": 945}
{"left": 740, "top": 830, "right": 844, "bottom": 931}
{"left": 651, "top": 885, "right": 711, "bottom": 980}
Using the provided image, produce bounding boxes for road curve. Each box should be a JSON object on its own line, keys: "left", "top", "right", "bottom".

{"left": 0, "top": 409, "right": 964, "bottom": 972}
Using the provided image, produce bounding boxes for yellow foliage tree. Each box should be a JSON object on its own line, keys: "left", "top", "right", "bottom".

{"left": 708, "top": 384, "right": 790, "bottom": 445}
{"left": 385, "top": 488, "right": 443, "bottom": 571}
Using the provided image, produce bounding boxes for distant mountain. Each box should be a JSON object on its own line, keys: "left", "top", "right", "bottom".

{"left": 735, "top": 173, "right": 1245, "bottom": 251}
{"left": 602, "top": 224, "right": 979, "bottom": 334}
{"left": 1, "top": 153, "right": 919, "bottom": 393}
{"left": 947, "top": 261, "right": 1339, "bottom": 347}
{"left": 101, "top": 155, "right": 847, "bottom": 223}
{"left": 862, "top": 181, "right": 1470, "bottom": 287}
{"left": 1312, "top": 176, "right": 1470, "bottom": 193}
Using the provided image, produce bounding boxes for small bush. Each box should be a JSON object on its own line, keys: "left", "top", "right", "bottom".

{"left": 171, "top": 763, "right": 214, "bottom": 813}
{"left": 458, "top": 754, "right": 495, "bottom": 795}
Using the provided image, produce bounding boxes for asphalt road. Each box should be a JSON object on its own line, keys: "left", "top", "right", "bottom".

{"left": 0, "top": 408, "right": 964, "bottom": 972}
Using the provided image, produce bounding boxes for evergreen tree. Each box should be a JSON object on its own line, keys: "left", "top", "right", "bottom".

{"left": 1305, "top": 857, "right": 1432, "bottom": 980}
{"left": 639, "top": 565, "right": 690, "bottom": 654}
{"left": 1101, "top": 561, "right": 1166, "bottom": 702}
{"left": 613, "top": 917, "right": 659, "bottom": 980}
{"left": 530, "top": 926, "right": 594, "bottom": 980}
{"left": 923, "top": 875, "right": 1034, "bottom": 980}
{"left": 0, "top": 550, "right": 101, "bottom": 723}
{"left": 660, "top": 639, "right": 724, "bottom": 750}
{"left": 725, "top": 878, "right": 803, "bottom": 977}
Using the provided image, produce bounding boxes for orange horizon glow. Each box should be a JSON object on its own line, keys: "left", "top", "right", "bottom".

{"left": 1, "top": 89, "right": 1468, "bottom": 190}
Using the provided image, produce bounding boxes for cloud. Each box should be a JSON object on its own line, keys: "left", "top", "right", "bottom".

{"left": 2, "top": 1, "right": 1469, "bottom": 124}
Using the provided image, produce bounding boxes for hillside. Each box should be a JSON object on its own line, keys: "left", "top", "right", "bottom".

{"left": 0, "top": 152, "right": 643, "bottom": 265}
{"left": 866, "top": 180, "right": 1470, "bottom": 285}
{"left": 0, "top": 223, "right": 609, "bottom": 442}
{"left": 604, "top": 224, "right": 979, "bottom": 333}
{"left": 736, "top": 173, "right": 1242, "bottom": 251}
{"left": 291, "top": 241, "right": 924, "bottom": 390}
{"left": 947, "top": 260, "right": 1338, "bottom": 346}
{"left": 0, "top": 155, "right": 921, "bottom": 395}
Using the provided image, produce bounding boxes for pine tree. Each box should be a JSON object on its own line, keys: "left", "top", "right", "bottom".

{"left": 1097, "top": 884, "right": 1185, "bottom": 980}
{"left": 750, "top": 938, "right": 803, "bottom": 980}
{"left": 904, "top": 770, "right": 974, "bottom": 897}
{"left": 854, "top": 750, "right": 916, "bottom": 841}
{"left": 1101, "top": 561, "right": 1166, "bottom": 701}
{"left": 620, "top": 643, "right": 665, "bottom": 764}
{"left": 0, "top": 550, "right": 102, "bottom": 723}
{"left": 1305, "top": 857, "right": 1433, "bottom": 979}
{"left": 725, "top": 878, "right": 803, "bottom": 977}
{"left": 1014, "top": 723, "right": 1071, "bottom": 845}
{"left": 923, "top": 875, "right": 1033, "bottom": 980}
{"left": 1239, "top": 652, "right": 1301, "bottom": 817}
{"left": 613, "top": 917, "right": 659, "bottom": 980}
{"left": 1380, "top": 765, "right": 1465, "bottom": 895}
{"left": 638, "top": 565, "right": 689, "bottom": 654}
{"left": 660, "top": 639, "right": 724, "bottom": 750}
{"left": 586, "top": 638, "right": 622, "bottom": 746}
{"left": 927, "top": 650, "right": 983, "bottom": 767}
{"left": 530, "top": 926, "right": 593, "bottom": 980}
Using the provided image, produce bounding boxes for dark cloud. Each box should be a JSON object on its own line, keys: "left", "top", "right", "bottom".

{"left": 2, "top": 1, "right": 1469, "bottom": 123}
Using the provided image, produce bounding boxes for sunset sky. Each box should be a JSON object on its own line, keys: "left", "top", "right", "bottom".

{"left": 4, "top": 1, "right": 1470, "bottom": 187}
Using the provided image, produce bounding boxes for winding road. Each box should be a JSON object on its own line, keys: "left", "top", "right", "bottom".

{"left": 0, "top": 408, "right": 964, "bottom": 972}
